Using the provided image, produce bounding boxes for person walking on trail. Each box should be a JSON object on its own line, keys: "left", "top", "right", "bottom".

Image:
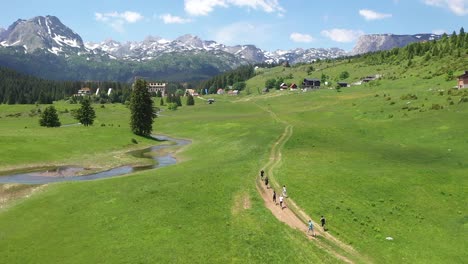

{"left": 279, "top": 194, "right": 284, "bottom": 209}
{"left": 282, "top": 185, "right": 287, "bottom": 197}
{"left": 307, "top": 220, "right": 316, "bottom": 237}
{"left": 260, "top": 170, "right": 265, "bottom": 179}
{"left": 273, "top": 190, "right": 277, "bottom": 204}
{"left": 321, "top": 216, "right": 326, "bottom": 230}
{"left": 264, "top": 176, "right": 269, "bottom": 189}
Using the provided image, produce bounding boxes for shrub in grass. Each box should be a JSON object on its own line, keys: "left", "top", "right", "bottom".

{"left": 400, "top": 94, "right": 418, "bottom": 100}
{"left": 131, "top": 138, "right": 138, "bottom": 144}
{"left": 390, "top": 101, "right": 395, "bottom": 105}
{"left": 430, "top": 104, "right": 444, "bottom": 110}
{"left": 167, "top": 103, "right": 178, "bottom": 111}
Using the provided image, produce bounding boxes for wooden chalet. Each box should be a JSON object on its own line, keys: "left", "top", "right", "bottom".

{"left": 302, "top": 78, "right": 321, "bottom": 88}
{"left": 457, "top": 71, "right": 468, "bottom": 89}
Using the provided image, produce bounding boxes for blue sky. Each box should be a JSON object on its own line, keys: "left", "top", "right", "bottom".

{"left": 1, "top": 0, "right": 467, "bottom": 51}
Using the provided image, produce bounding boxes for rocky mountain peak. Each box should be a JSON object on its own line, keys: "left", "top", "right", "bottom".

{"left": 0, "top": 15, "right": 85, "bottom": 54}
{"left": 143, "top": 35, "right": 163, "bottom": 43}
{"left": 175, "top": 34, "right": 204, "bottom": 48}
{"left": 352, "top": 33, "right": 440, "bottom": 55}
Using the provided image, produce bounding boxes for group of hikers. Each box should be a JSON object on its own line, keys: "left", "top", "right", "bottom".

{"left": 260, "top": 169, "right": 327, "bottom": 237}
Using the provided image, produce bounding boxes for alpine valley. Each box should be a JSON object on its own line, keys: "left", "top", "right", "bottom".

{"left": 0, "top": 15, "right": 346, "bottom": 82}
{"left": 0, "top": 15, "right": 443, "bottom": 82}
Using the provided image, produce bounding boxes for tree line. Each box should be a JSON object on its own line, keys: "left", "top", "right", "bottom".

{"left": 196, "top": 65, "right": 256, "bottom": 94}
{"left": 0, "top": 66, "right": 133, "bottom": 104}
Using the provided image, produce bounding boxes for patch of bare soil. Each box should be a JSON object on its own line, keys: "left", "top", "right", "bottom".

{"left": 0, "top": 184, "right": 47, "bottom": 210}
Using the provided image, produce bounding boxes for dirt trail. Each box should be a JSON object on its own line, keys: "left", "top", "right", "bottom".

{"left": 256, "top": 104, "right": 371, "bottom": 264}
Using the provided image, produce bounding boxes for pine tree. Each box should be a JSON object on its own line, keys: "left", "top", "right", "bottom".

{"left": 175, "top": 95, "right": 182, "bottom": 106}
{"left": 75, "top": 98, "right": 96, "bottom": 126}
{"left": 39, "top": 106, "right": 61, "bottom": 127}
{"left": 130, "top": 79, "right": 155, "bottom": 136}
{"left": 160, "top": 97, "right": 164, "bottom": 106}
{"left": 186, "top": 94, "right": 195, "bottom": 106}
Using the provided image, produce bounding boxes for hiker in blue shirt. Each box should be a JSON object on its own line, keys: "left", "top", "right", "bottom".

{"left": 307, "top": 220, "right": 316, "bottom": 237}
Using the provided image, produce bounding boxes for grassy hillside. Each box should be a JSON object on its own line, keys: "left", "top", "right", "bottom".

{"left": 0, "top": 40, "right": 467, "bottom": 263}
{"left": 0, "top": 101, "right": 336, "bottom": 263}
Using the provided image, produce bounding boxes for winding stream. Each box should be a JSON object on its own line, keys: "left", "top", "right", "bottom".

{"left": 0, "top": 135, "right": 190, "bottom": 184}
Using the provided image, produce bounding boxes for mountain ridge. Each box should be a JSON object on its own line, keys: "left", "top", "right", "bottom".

{"left": 352, "top": 33, "right": 441, "bottom": 54}
{"left": 0, "top": 15, "right": 346, "bottom": 64}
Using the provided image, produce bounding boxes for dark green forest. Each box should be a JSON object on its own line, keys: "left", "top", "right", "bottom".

{"left": 0, "top": 66, "right": 132, "bottom": 104}
{"left": 0, "top": 48, "right": 243, "bottom": 82}
{"left": 196, "top": 65, "right": 256, "bottom": 93}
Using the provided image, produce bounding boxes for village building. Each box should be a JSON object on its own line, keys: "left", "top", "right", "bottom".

{"left": 77, "top": 87, "right": 92, "bottom": 96}
{"left": 361, "top": 74, "right": 382, "bottom": 83}
{"left": 457, "top": 71, "right": 468, "bottom": 89}
{"left": 185, "top": 89, "right": 199, "bottom": 96}
{"left": 337, "top": 82, "right": 349, "bottom": 88}
{"left": 227, "top": 90, "right": 239, "bottom": 96}
{"left": 217, "top": 88, "right": 225, "bottom": 95}
{"left": 302, "top": 78, "right": 321, "bottom": 88}
{"left": 147, "top": 82, "right": 167, "bottom": 96}
{"left": 290, "top": 83, "right": 298, "bottom": 90}
{"left": 279, "top": 83, "right": 289, "bottom": 90}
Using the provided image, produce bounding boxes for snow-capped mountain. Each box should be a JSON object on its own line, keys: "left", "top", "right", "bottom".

{"left": 0, "top": 15, "right": 346, "bottom": 64}
{"left": 0, "top": 15, "right": 86, "bottom": 55}
{"left": 85, "top": 34, "right": 346, "bottom": 64}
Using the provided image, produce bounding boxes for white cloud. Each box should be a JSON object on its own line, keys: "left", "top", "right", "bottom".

{"left": 423, "top": 0, "right": 468, "bottom": 16}
{"left": 95, "top": 11, "right": 144, "bottom": 32}
{"left": 159, "top": 14, "right": 192, "bottom": 24}
{"left": 212, "top": 22, "right": 273, "bottom": 46}
{"left": 289, "top": 32, "right": 314, "bottom": 43}
{"left": 321, "top": 29, "right": 364, "bottom": 43}
{"left": 184, "top": 0, "right": 284, "bottom": 16}
{"left": 359, "top": 9, "right": 392, "bottom": 20}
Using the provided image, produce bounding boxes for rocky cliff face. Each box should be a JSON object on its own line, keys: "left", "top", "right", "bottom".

{"left": 352, "top": 34, "right": 440, "bottom": 55}
{"left": 0, "top": 15, "right": 85, "bottom": 54}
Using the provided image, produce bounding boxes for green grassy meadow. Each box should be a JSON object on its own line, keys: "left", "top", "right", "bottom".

{"left": 0, "top": 99, "right": 336, "bottom": 263}
{"left": 0, "top": 52, "right": 467, "bottom": 263}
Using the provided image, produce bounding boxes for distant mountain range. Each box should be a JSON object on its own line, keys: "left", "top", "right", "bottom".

{"left": 0, "top": 15, "right": 443, "bottom": 82}
{"left": 352, "top": 34, "right": 441, "bottom": 55}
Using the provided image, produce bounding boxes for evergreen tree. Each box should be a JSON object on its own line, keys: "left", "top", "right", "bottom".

{"left": 186, "top": 94, "right": 195, "bottom": 106}
{"left": 130, "top": 79, "right": 155, "bottom": 136}
{"left": 75, "top": 98, "right": 96, "bottom": 126}
{"left": 39, "top": 106, "right": 61, "bottom": 127}
{"left": 160, "top": 97, "right": 164, "bottom": 106}
{"left": 175, "top": 95, "right": 182, "bottom": 106}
